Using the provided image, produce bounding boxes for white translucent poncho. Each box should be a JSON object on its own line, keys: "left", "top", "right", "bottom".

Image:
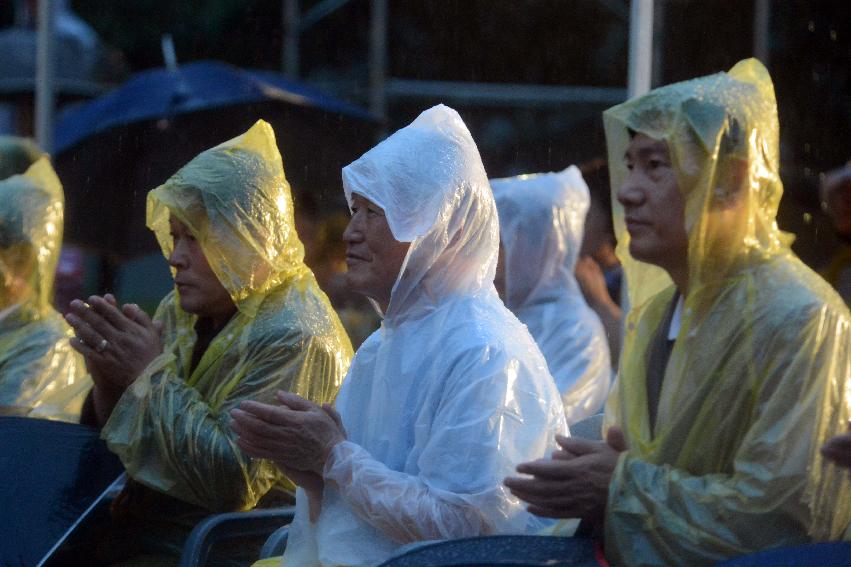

{"left": 282, "top": 105, "right": 567, "bottom": 567}
{"left": 491, "top": 166, "right": 612, "bottom": 424}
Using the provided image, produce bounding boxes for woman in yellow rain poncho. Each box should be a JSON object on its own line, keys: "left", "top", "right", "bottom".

{"left": 599, "top": 59, "right": 851, "bottom": 564}
{"left": 0, "top": 137, "right": 89, "bottom": 421}
{"left": 70, "top": 120, "right": 352, "bottom": 564}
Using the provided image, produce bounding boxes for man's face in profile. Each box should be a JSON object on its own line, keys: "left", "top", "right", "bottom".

{"left": 617, "top": 134, "right": 689, "bottom": 270}
{"left": 167, "top": 217, "right": 235, "bottom": 321}
{"left": 342, "top": 193, "right": 410, "bottom": 310}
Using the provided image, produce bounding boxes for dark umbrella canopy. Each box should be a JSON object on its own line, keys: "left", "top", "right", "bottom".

{"left": 54, "top": 60, "right": 373, "bottom": 153}
{"left": 53, "top": 61, "right": 378, "bottom": 259}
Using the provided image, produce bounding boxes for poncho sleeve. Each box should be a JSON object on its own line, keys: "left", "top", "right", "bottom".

{"left": 101, "top": 307, "right": 346, "bottom": 512}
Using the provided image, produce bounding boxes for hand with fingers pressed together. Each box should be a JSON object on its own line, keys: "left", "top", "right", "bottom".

{"left": 230, "top": 390, "right": 346, "bottom": 473}
{"left": 229, "top": 390, "right": 346, "bottom": 520}
{"left": 64, "top": 293, "right": 163, "bottom": 421}
{"left": 504, "top": 426, "right": 627, "bottom": 526}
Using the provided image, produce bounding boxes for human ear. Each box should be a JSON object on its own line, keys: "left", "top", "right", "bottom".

{"left": 712, "top": 158, "right": 748, "bottom": 209}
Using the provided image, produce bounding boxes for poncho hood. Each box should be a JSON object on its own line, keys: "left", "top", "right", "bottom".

{"left": 491, "top": 165, "right": 588, "bottom": 308}
{"left": 342, "top": 104, "right": 498, "bottom": 323}
{"left": 147, "top": 119, "right": 307, "bottom": 315}
{"left": 0, "top": 156, "right": 64, "bottom": 313}
{"left": 604, "top": 58, "right": 787, "bottom": 310}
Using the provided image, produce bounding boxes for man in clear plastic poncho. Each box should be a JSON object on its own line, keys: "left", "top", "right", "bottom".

{"left": 0, "top": 137, "right": 90, "bottom": 421}
{"left": 232, "top": 105, "right": 567, "bottom": 567}
{"left": 506, "top": 59, "right": 851, "bottom": 565}
{"left": 491, "top": 167, "right": 612, "bottom": 425}
{"left": 65, "top": 120, "right": 352, "bottom": 563}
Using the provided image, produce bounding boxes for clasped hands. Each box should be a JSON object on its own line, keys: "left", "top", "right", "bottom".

{"left": 65, "top": 293, "right": 163, "bottom": 395}
{"left": 504, "top": 426, "right": 627, "bottom": 526}
{"left": 229, "top": 391, "right": 347, "bottom": 520}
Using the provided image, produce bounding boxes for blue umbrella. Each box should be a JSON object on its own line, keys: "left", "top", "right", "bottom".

{"left": 55, "top": 60, "right": 373, "bottom": 154}
{"left": 52, "top": 60, "right": 377, "bottom": 260}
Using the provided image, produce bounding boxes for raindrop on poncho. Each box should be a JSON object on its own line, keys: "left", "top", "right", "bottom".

{"left": 602, "top": 59, "right": 851, "bottom": 565}
{"left": 0, "top": 143, "right": 89, "bottom": 422}
{"left": 282, "top": 105, "right": 567, "bottom": 567}
{"left": 491, "top": 166, "right": 612, "bottom": 425}
{"left": 99, "top": 120, "right": 352, "bottom": 555}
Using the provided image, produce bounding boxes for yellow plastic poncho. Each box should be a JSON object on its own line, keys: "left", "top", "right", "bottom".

{"left": 0, "top": 152, "right": 89, "bottom": 421}
{"left": 100, "top": 120, "right": 352, "bottom": 553}
{"left": 602, "top": 59, "right": 851, "bottom": 565}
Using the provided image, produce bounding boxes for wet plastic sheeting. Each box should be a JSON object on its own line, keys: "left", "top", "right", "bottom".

{"left": 0, "top": 417, "right": 123, "bottom": 567}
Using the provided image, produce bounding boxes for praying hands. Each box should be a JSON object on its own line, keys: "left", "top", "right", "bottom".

{"left": 230, "top": 391, "right": 347, "bottom": 520}
{"left": 65, "top": 293, "right": 163, "bottom": 424}
{"left": 504, "top": 427, "right": 627, "bottom": 526}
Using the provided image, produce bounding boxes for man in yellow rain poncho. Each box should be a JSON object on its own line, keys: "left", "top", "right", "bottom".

{"left": 506, "top": 59, "right": 851, "bottom": 565}
{"left": 65, "top": 120, "right": 352, "bottom": 564}
{"left": 0, "top": 137, "right": 90, "bottom": 421}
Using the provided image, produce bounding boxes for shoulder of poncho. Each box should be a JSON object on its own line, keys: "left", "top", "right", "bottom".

{"left": 422, "top": 296, "right": 536, "bottom": 364}
{"left": 1, "top": 305, "right": 70, "bottom": 340}
{"left": 0, "top": 308, "right": 73, "bottom": 362}
{"left": 748, "top": 254, "right": 848, "bottom": 326}
{"left": 250, "top": 274, "right": 345, "bottom": 345}
{"left": 521, "top": 295, "right": 606, "bottom": 335}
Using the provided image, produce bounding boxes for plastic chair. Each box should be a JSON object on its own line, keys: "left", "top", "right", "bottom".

{"left": 260, "top": 525, "right": 291, "bottom": 558}
{"left": 570, "top": 413, "right": 603, "bottom": 441}
{"left": 714, "top": 542, "right": 851, "bottom": 566}
{"left": 378, "top": 535, "right": 602, "bottom": 566}
{"left": 177, "top": 507, "right": 295, "bottom": 567}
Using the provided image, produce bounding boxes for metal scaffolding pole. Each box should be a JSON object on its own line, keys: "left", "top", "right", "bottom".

{"left": 386, "top": 79, "right": 626, "bottom": 106}
{"left": 35, "top": 0, "right": 55, "bottom": 152}
{"left": 627, "top": 0, "right": 654, "bottom": 100}
{"left": 753, "top": 0, "right": 771, "bottom": 66}
{"left": 283, "top": 0, "right": 300, "bottom": 78}
{"left": 369, "top": 0, "right": 388, "bottom": 122}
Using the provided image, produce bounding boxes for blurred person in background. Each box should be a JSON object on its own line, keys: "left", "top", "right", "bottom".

{"left": 576, "top": 161, "right": 623, "bottom": 365}
{"left": 578, "top": 160, "right": 623, "bottom": 302}
{"left": 233, "top": 105, "right": 566, "bottom": 567}
{"left": 65, "top": 120, "right": 352, "bottom": 565}
{"left": 0, "top": 136, "right": 90, "bottom": 421}
{"left": 819, "top": 163, "right": 851, "bottom": 304}
{"left": 491, "top": 166, "right": 612, "bottom": 424}
{"left": 507, "top": 59, "right": 851, "bottom": 564}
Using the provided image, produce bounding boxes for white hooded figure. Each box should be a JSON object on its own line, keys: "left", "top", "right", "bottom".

{"left": 491, "top": 167, "right": 612, "bottom": 424}
{"left": 281, "top": 105, "right": 567, "bottom": 567}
